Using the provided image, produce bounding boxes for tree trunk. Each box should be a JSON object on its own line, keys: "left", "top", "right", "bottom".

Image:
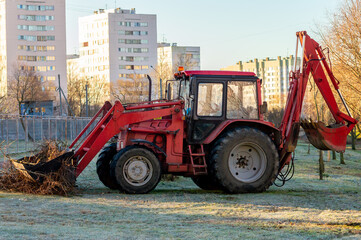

{"left": 351, "top": 128, "right": 356, "bottom": 150}
{"left": 340, "top": 152, "right": 345, "bottom": 165}
{"left": 18, "top": 103, "right": 34, "bottom": 142}
{"left": 332, "top": 150, "right": 336, "bottom": 160}
{"left": 319, "top": 150, "right": 324, "bottom": 180}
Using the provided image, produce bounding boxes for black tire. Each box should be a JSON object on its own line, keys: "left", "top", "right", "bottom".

{"left": 96, "top": 143, "right": 119, "bottom": 190}
{"left": 191, "top": 175, "right": 221, "bottom": 190}
{"left": 209, "top": 127, "right": 279, "bottom": 193}
{"left": 110, "top": 146, "right": 161, "bottom": 194}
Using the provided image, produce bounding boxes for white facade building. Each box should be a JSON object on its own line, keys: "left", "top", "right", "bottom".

{"left": 0, "top": 0, "right": 67, "bottom": 99}
{"left": 157, "top": 43, "right": 200, "bottom": 72}
{"left": 78, "top": 8, "right": 157, "bottom": 87}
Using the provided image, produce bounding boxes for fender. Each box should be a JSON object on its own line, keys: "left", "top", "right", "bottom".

{"left": 131, "top": 139, "right": 167, "bottom": 157}
{"left": 203, "top": 120, "right": 281, "bottom": 146}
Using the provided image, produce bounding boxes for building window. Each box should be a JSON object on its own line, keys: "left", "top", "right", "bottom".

{"left": 17, "top": 45, "right": 55, "bottom": 52}
{"left": 118, "top": 30, "right": 148, "bottom": 36}
{"left": 119, "top": 56, "right": 149, "bottom": 62}
{"left": 118, "top": 39, "right": 148, "bottom": 44}
{"left": 119, "top": 65, "right": 149, "bottom": 70}
{"left": 37, "top": 66, "right": 46, "bottom": 71}
{"left": 17, "top": 5, "right": 55, "bottom": 11}
{"left": 18, "top": 15, "right": 54, "bottom": 21}
{"left": 18, "top": 35, "right": 55, "bottom": 41}
{"left": 118, "top": 21, "right": 148, "bottom": 27}
{"left": 47, "top": 66, "right": 55, "bottom": 71}
{"left": 18, "top": 25, "right": 54, "bottom": 31}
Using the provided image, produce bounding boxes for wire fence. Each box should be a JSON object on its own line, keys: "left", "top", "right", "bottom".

{"left": 0, "top": 115, "right": 96, "bottom": 155}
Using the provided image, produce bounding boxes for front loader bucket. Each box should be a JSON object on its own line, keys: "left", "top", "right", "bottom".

{"left": 300, "top": 120, "right": 349, "bottom": 152}
{"left": 10, "top": 151, "right": 75, "bottom": 182}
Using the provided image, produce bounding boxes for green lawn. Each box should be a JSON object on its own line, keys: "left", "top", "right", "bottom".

{"left": 0, "top": 142, "right": 360, "bottom": 239}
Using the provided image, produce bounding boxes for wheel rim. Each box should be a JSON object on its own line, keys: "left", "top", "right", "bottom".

{"left": 123, "top": 156, "right": 153, "bottom": 186}
{"left": 228, "top": 142, "right": 267, "bottom": 183}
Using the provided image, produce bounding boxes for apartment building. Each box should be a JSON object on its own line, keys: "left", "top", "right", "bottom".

{"left": 0, "top": 0, "right": 67, "bottom": 101}
{"left": 78, "top": 8, "right": 157, "bottom": 97}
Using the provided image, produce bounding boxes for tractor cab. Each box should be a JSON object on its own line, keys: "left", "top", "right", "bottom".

{"left": 172, "top": 70, "right": 266, "bottom": 144}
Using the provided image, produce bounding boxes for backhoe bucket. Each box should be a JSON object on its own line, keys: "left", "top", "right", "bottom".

{"left": 300, "top": 120, "right": 349, "bottom": 152}
{"left": 10, "top": 151, "right": 75, "bottom": 182}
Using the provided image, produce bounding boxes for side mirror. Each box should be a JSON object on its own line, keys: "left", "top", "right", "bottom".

{"left": 260, "top": 101, "right": 268, "bottom": 114}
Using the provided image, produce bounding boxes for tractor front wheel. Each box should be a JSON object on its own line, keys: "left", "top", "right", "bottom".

{"left": 110, "top": 146, "right": 161, "bottom": 194}
{"left": 96, "top": 143, "right": 120, "bottom": 190}
{"left": 210, "top": 127, "right": 279, "bottom": 193}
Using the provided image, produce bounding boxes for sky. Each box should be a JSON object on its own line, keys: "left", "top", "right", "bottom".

{"left": 66, "top": 0, "right": 341, "bottom": 70}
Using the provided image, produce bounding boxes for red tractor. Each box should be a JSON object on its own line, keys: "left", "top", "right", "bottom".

{"left": 16, "top": 31, "right": 357, "bottom": 194}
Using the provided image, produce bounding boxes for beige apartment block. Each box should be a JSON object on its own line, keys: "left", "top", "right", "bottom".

{"left": 0, "top": 0, "right": 67, "bottom": 103}
{"left": 78, "top": 8, "right": 157, "bottom": 101}
{"left": 222, "top": 56, "right": 300, "bottom": 109}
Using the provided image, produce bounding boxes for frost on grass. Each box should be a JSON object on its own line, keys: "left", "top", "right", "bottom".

{"left": 0, "top": 140, "right": 75, "bottom": 196}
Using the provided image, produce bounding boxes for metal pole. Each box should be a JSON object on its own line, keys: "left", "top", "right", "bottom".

{"left": 58, "top": 74, "right": 62, "bottom": 116}
{"left": 160, "top": 78, "right": 163, "bottom": 99}
{"left": 300, "top": 35, "right": 306, "bottom": 74}
{"left": 85, "top": 84, "right": 89, "bottom": 117}
{"left": 337, "top": 89, "right": 353, "bottom": 118}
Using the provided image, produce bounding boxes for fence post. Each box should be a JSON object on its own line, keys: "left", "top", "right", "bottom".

{"left": 70, "top": 119, "right": 73, "bottom": 142}
{"left": 6, "top": 118, "right": 8, "bottom": 154}
{"left": 16, "top": 118, "right": 19, "bottom": 153}
{"left": 55, "top": 118, "right": 57, "bottom": 141}
{"left": 65, "top": 118, "right": 68, "bottom": 141}
{"left": 41, "top": 116, "right": 44, "bottom": 141}
{"left": 33, "top": 116, "right": 35, "bottom": 142}
{"left": 48, "top": 118, "right": 51, "bottom": 140}
{"left": 25, "top": 117, "right": 28, "bottom": 152}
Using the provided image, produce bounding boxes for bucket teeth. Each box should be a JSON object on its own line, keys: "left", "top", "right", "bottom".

{"left": 300, "top": 118, "right": 316, "bottom": 129}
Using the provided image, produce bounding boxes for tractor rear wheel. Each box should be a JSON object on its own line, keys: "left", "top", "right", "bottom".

{"left": 210, "top": 127, "right": 279, "bottom": 193}
{"left": 191, "top": 175, "right": 221, "bottom": 190}
{"left": 110, "top": 146, "right": 161, "bottom": 194}
{"left": 96, "top": 143, "right": 120, "bottom": 190}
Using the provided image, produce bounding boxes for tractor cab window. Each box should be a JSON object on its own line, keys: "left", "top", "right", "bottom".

{"left": 197, "top": 83, "right": 223, "bottom": 116}
{"left": 227, "top": 81, "right": 258, "bottom": 119}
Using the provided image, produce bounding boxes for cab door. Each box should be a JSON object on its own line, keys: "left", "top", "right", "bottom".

{"left": 187, "top": 78, "right": 225, "bottom": 144}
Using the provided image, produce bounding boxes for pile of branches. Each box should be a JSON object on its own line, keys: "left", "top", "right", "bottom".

{"left": 0, "top": 140, "right": 76, "bottom": 196}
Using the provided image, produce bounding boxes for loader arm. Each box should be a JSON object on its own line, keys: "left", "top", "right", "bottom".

{"left": 70, "top": 100, "right": 184, "bottom": 177}
{"left": 278, "top": 31, "right": 357, "bottom": 167}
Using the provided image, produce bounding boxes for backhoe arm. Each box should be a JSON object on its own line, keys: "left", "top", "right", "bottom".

{"left": 279, "top": 31, "right": 357, "bottom": 168}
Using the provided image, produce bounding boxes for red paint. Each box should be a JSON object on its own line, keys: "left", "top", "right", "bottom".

{"left": 175, "top": 70, "right": 256, "bottom": 78}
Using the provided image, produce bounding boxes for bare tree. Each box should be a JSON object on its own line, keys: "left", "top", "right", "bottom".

{"left": 7, "top": 63, "right": 50, "bottom": 115}
{"left": 110, "top": 75, "right": 149, "bottom": 104}
{"left": 7, "top": 63, "right": 51, "bottom": 140}
{"left": 155, "top": 49, "right": 174, "bottom": 99}
{"left": 67, "top": 61, "right": 108, "bottom": 116}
